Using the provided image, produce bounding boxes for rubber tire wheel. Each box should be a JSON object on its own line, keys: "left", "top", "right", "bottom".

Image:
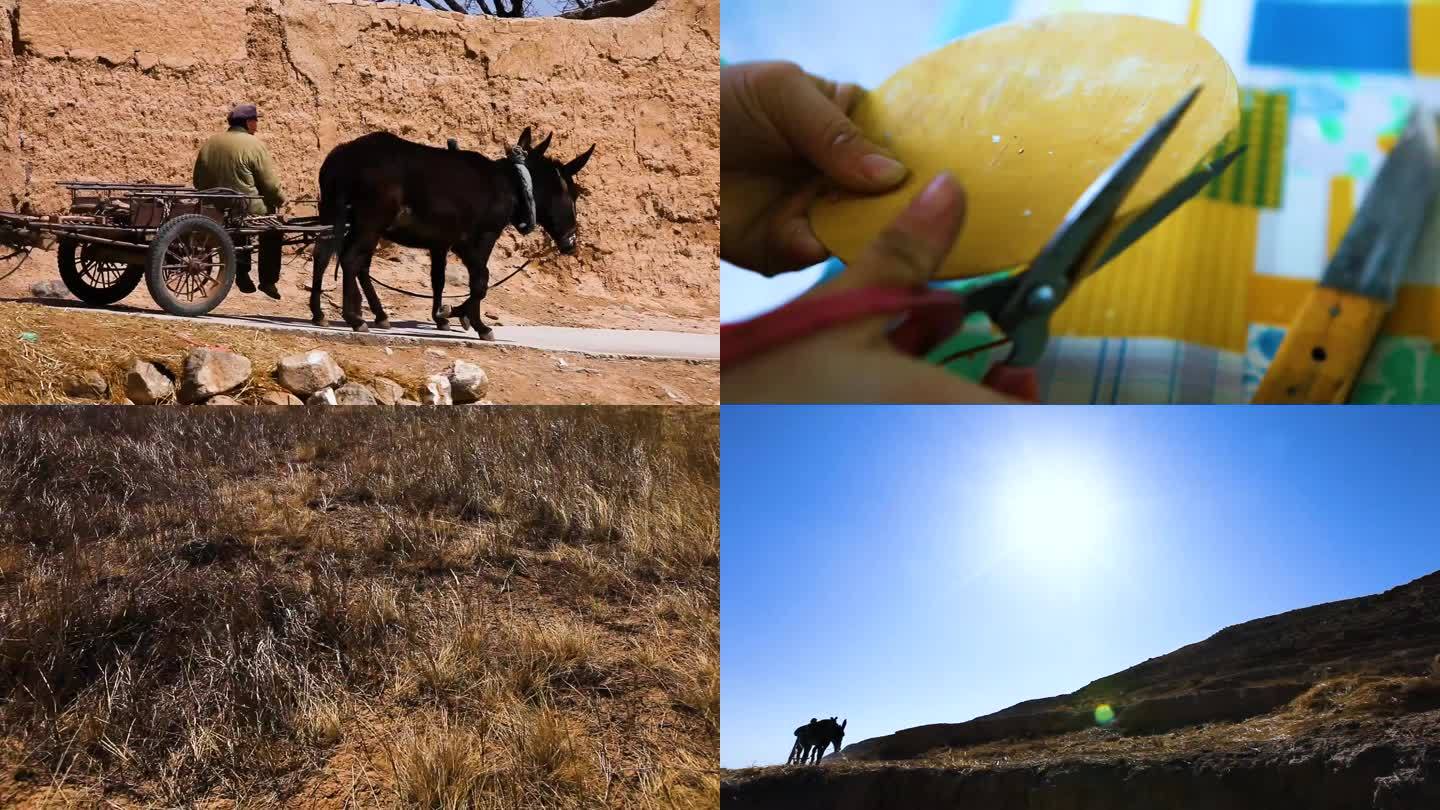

{"left": 57, "top": 238, "right": 144, "bottom": 306}
{"left": 145, "top": 214, "right": 236, "bottom": 317}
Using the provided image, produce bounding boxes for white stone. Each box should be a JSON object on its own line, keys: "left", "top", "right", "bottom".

{"left": 307, "top": 388, "right": 339, "bottom": 406}
{"left": 275, "top": 350, "right": 345, "bottom": 398}
{"left": 422, "top": 374, "right": 452, "bottom": 405}
{"left": 179, "top": 348, "right": 251, "bottom": 404}
{"left": 334, "top": 382, "right": 378, "bottom": 405}
{"left": 124, "top": 358, "right": 173, "bottom": 404}
{"left": 448, "top": 360, "right": 489, "bottom": 403}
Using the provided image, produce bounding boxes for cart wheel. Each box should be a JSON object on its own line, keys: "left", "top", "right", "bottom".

{"left": 57, "top": 238, "right": 144, "bottom": 306}
{"left": 145, "top": 214, "right": 236, "bottom": 317}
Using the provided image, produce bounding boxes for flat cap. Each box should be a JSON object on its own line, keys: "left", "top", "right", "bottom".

{"left": 228, "top": 103, "right": 260, "bottom": 121}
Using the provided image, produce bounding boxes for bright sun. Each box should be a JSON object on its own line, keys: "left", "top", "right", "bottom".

{"left": 992, "top": 449, "right": 1120, "bottom": 571}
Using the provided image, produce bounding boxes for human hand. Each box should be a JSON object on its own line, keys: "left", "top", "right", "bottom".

{"left": 721, "top": 61, "right": 910, "bottom": 277}
{"left": 722, "top": 173, "right": 1026, "bottom": 404}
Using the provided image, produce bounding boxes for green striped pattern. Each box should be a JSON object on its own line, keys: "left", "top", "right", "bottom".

{"left": 1202, "top": 88, "right": 1289, "bottom": 210}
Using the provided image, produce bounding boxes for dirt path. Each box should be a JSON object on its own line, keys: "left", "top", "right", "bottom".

{"left": 0, "top": 245, "right": 719, "bottom": 335}
{"left": 0, "top": 302, "right": 717, "bottom": 405}
{"left": 0, "top": 244, "right": 718, "bottom": 404}
{"left": 17, "top": 303, "right": 720, "bottom": 361}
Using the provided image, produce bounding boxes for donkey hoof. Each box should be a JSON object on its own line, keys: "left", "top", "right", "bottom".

{"left": 374, "top": 318, "right": 392, "bottom": 330}
{"left": 436, "top": 305, "right": 453, "bottom": 319}
{"left": 475, "top": 325, "right": 495, "bottom": 341}
{"left": 310, "top": 316, "right": 327, "bottom": 327}
{"left": 351, "top": 322, "right": 369, "bottom": 333}
{"left": 434, "top": 319, "right": 452, "bottom": 332}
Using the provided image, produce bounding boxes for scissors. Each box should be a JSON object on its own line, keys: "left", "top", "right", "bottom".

{"left": 1252, "top": 106, "right": 1440, "bottom": 404}
{"left": 722, "top": 85, "right": 1246, "bottom": 402}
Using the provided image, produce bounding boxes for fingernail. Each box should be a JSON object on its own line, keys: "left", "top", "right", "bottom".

{"left": 859, "top": 153, "right": 907, "bottom": 184}
{"left": 910, "top": 172, "right": 959, "bottom": 224}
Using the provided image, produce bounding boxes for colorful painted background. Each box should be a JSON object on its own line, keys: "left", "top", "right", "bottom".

{"left": 810, "top": 0, "right": 1440, "bottom": 403}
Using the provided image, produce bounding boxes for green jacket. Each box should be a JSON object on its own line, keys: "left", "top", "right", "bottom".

{"left": 192, "top": 126, "right": 286, "bottom": 215}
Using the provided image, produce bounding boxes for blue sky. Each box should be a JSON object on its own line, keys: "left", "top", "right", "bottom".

{"left": 721, "top": 406, "right": 1440, "bottom": 768}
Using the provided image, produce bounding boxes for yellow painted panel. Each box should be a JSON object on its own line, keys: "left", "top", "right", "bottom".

{"left": 1414, "top": 4, "right": 1440, "bottom": 78}
{"left": 1327, "top": 176, "right": 1355, "bottom": 261}
{"left": 1248, "top": 275, "right": 1440, "bottom": 345}
{"left": 1248, "top": 274, "right": 1311, "bottom": 327}
{"left": 1051, "top": 197, "right": 1257, "bottom": 352}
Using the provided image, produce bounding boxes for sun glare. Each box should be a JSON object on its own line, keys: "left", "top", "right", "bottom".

{"left": 992, "top": 448, "right": 1121, "bottom": 572}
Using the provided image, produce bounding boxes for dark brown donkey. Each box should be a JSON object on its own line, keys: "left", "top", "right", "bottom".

{"left": 788, "top": 717, "right": 847, "bottom": 765}
{"left": 310, "top": 128, "right": 595, "bottom": 336}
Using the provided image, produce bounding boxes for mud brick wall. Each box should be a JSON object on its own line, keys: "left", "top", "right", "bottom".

{"left": 0, "top": 0, "right": 718, "bottom": 311}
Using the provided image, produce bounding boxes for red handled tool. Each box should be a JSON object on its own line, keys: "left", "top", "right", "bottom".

{"left": 723, "top": 85, "right": 1246, "bottom": 403}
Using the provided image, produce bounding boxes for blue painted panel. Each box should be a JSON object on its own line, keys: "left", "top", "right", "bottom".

{"left": 1249, "top": 1, "right": 1412, "bottom": 74}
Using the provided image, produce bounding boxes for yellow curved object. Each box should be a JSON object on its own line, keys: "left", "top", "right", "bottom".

{"left": 809, "top": 13, "right": 1241, "bottom": 280}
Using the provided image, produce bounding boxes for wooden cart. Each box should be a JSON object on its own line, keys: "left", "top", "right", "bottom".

{"left": 0, "top": 182, "right": 332, "bottom": 317}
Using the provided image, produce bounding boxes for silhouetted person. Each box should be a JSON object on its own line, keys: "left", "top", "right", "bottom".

{"left": 787, "top": 718, "right": 820, "bottom": 764}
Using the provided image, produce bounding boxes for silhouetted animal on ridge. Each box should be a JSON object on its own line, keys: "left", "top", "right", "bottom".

{"left": 788, "top": 716, "right": 847, "bottom": 765}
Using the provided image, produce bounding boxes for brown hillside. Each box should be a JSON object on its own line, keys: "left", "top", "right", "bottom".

{"left": 723, "top": 571, "right": 1440, "bottom": 809}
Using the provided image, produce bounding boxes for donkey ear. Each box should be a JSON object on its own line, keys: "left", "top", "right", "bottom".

{"left": 534, "top": 131, "right": 553, "bottom": 157}
{"left": 517, "top": 127, "right": 532, "bottom": 150}
{"left": 564, "top": 143, "right": 596, "bottom": 177}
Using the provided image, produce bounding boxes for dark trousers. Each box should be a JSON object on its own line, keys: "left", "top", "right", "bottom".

{"left": 236, "top": 235, "right": 280, "bottom": 287}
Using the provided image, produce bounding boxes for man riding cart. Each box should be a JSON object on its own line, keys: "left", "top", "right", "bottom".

{"left": 193, "top": 103, "right": 287, "bottom": 299}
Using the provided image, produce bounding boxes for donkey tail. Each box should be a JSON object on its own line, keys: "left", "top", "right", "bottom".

{"left": 328, "top": 190, "right": 348, "bottom": 283}
{"left": 315, "top": 149, "right": 348, "bottom": 284}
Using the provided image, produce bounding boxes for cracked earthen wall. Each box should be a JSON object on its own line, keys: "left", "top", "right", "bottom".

{"left": 0, "top": 0, "right": 718, "bottom": 313}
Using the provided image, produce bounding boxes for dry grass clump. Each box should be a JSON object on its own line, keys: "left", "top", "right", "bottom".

{"left": 500, "top": 618, "right": 606, "bottom": 703}
{"left": 386, "top": 706, "right": 600, "bottom": 810}
{"left": 0, "top": 407, "right": 718, "bottom": 808}
{"left": 1396, "top": 674, "right": 1440, "bottom": 710}
{"left": 1290, "top": 671, "right": 1440, "bottom": 718}
{"left": 388, "top": 721, "right": 493, "bottom": 810}
{"left": 1290, "top": 676, "right": 1370, "bottom": 715}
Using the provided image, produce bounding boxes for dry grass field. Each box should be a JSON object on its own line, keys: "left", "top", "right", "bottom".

{"left": 0, "top": 407, "right": 718, "bottom": 809}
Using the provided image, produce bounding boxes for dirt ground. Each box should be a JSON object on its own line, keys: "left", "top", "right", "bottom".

{"left": 0, "top": 239, "right": 717, "bottom": 333}
{"left": 0, "top": 408, "right": 719, "bottom": 808}
{"left": 1, "top": 0, "right": 720, "bottom": 324}
{"left": 0, "top": 295, "right": 717, "bottom": 405}
{"left": 0, "top": 0, "right": 720, "bottom": 405}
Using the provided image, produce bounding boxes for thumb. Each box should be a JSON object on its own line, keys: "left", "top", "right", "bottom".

{"left": 828, "top": 172, "right": 966, "bottom": 292}
{"left": 758, "top": 65, "right": 910, "bottom": 192}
